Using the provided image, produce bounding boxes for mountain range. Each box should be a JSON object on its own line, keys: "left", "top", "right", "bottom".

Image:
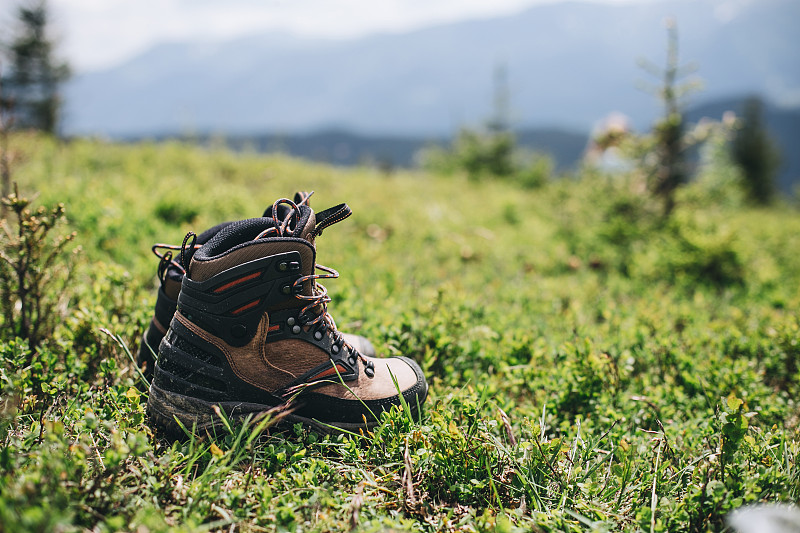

{"left": 146, "top": 96, "right": 795, "bottom": 193}
{"left": 63, "top": 0, "right": 800, "bottom": 138}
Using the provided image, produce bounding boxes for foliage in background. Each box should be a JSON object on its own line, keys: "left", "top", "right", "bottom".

{"left": 731, "top": 96, "right": 781, "bottom": 206}
{"left": 681, "top": 119, "right": 745, "bottom": 208}
{"left": 0, "top": 0, "right": 71, "bottom": 134}
{"left": 0, "top": 133, "right": 798, "bottom": 532}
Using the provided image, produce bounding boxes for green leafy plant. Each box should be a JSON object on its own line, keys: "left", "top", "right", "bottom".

{"left": 0, "top": 184, "right": 77, "bottom": 349}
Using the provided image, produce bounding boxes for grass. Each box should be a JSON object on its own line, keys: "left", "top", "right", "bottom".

{"left": 0, "top": 132, "right": 798, "bottom": 531}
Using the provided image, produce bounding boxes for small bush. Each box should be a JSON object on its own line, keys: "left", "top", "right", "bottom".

{"left": 512, "top": 151, "right": 552, "bottom": 189}
{"left": 420, "top": 128, "right": 552, "bottom": 187}
{"left": 633, "top": 213, "right": 746, "bottom": 289}
{"left": 0, "top": 185, "right": 78, "bottom": 349}
{"left": 154, "top": 197, "right": 199, "bottom": 225}
{"left": 420, "top": 129, "right": 515, "bottom": 181}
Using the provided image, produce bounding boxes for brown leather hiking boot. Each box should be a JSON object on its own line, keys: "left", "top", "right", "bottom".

{"left": 146, "top": 197, "right": 428, "bottom": 436}
{"left": 136, "top": 192, "right": 376, "bottom": 382}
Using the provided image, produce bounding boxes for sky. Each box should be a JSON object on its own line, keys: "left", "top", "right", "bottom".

{"left": 3, "top": 0, "right": 659, "bottom": 73}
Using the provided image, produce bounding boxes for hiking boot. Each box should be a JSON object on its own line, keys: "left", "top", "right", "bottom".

{"left": 146, "top": 197, "right": 428, "bottom": 436}
{"left": 136, "top": 192, "right": 376, "bottom": 382}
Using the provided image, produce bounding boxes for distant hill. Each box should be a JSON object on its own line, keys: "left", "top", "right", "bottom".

{"left": 64, "top": 0, "right": 800, "bottom": 137}
{"left": 220, "top": 130, "right": 446, "bottom": 170}
{"left": 147, "top": 127, "right": 589, "bottom": 173}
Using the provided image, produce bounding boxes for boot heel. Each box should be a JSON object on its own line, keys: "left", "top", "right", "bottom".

{"left": 146, "top": 383, "right": 220, "bottom": 439}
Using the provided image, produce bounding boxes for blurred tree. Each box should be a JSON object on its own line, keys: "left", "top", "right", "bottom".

{"left": 419, "top": 62, "right": 551, "bottom": 187}
{"left": 487, "top": 62, "right": 510, "bottom": 135}
{"left": 638, "top": 19, "right": 699, "bottom": 217}
{"left": 1, "top": 0, "right": 70, "bottom": 134}
{"left": 731, "top": 97, "right": 780, "bottom": 205}
{"left": 420, "top": 63, "right": 517, "bottom": 181}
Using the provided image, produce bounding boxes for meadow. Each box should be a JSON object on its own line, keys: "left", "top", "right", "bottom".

{"left": 0, "top": 133, "right": 798, "bottom": 532}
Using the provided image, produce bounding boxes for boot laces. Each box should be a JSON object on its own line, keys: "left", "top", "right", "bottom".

{"left": 152, "top": 242, "right": 201, "bottom": 279}
{"left": 257, "top": 197, "right": 373, "bottom": 373}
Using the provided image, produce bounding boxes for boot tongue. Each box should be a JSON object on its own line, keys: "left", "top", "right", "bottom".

{"left": 295, "top": 206, "right": 316, "bottom": 241}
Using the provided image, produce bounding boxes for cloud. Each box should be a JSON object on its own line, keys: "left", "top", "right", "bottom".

{"left": 44, "top": 0, "right": 651, "bottom": 72}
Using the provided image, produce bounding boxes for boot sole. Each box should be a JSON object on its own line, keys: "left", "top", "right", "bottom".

{"left": 147, "top": 383, "right": 381, "bottom": 439}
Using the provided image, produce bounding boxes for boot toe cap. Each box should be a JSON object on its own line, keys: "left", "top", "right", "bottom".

{"left": 295, "top": 354, "right": 428, "bottom": 428}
